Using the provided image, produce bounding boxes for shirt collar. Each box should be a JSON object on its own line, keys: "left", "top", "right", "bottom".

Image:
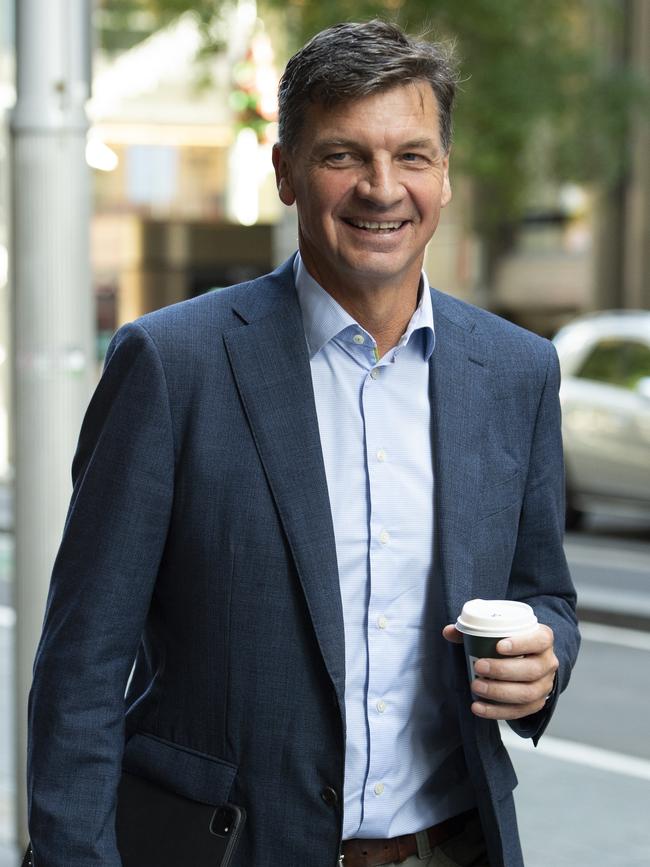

{"left": 293, "top": 253, "right": 435, "bottom": 361}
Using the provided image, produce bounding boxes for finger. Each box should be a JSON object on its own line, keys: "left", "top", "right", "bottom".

{"left": 470, "top": 672, "right": 556, "bottom": 706}
{"left": 473, "top": 650, "right": 559, "bottom": 683}
{"left": 442, "top": 624, "right": 464, "bottom": 644}
{"left": 471, "top": 697, "right": 548, "bottom": 721}
{"left": 496, "top": 623, "right": 554, "bottom": 656}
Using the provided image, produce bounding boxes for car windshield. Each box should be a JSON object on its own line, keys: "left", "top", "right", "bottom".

{"left": 576, "top": 338, "right": 650, "bottom": 390}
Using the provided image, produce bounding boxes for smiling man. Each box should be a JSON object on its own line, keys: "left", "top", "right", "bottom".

{"left": 26, "top": 20, "right": 579, "bottom": 867}
{"left": 273, "top": 81, "right": 451, "bottom": 355}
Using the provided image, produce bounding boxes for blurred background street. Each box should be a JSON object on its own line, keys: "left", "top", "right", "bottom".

{"left": 1, "top": 0, "right": 649, "bottom": 864}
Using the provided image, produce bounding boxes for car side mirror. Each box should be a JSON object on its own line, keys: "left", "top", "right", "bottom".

{"left": 635, "top": 376, "right": 650, "bottom": 401}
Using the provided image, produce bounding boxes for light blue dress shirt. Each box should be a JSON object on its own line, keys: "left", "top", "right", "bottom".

{"left": 294, "top": 255, "right": 476, "bottom": 839}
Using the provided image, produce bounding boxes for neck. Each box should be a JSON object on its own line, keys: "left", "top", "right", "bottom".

{"left": 298, "top": 252, "right": 423, "bottom": 358}
{"left": 325, "top": 282, "right": 420, "bottom": 358}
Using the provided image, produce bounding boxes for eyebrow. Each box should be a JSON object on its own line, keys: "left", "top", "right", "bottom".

{"left": 311, "top": 138, "right": 362, "bottom": 153}
{"left": 399, "top": 138, "right": 439, "bottom": 151}
{"left": 312, "top": 137, "right": 441, "bottom": 154}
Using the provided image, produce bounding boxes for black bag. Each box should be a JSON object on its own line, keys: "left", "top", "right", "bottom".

{"left": 116, "top": 772, "right": 246, "bottom": 867}
{"left": 22, "top": 773, "right": 246, "bottom": 867}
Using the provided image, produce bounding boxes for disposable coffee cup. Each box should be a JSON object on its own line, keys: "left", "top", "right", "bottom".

{"left": 455, "top": 599, "right": 538, "bottom": 691}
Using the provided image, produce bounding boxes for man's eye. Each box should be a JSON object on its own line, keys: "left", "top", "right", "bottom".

{"left": 326, "top": 152, "right": 351, "bottom": 163}
{"left": 401, "top": 153, "right": 427, "bottom": 163}
{"left": 324, "top": 152, "right": 364, "bottom": 166}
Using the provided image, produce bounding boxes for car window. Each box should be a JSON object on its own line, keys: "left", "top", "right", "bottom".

{"left": 577, "top": 339, "right": 650, "bottom": 390}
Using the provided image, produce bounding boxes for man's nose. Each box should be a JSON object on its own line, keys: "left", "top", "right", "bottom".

{"left": 355, "top": 160, "right": 403, "bottom": 205}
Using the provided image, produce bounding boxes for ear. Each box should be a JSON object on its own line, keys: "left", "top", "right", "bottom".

{"left": 272, "top": 143, "right": 296, "bottom": 206}
{"left": 440, "top": 151, "right": 452, "bottom": 208}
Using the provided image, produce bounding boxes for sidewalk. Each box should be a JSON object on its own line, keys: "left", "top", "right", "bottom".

{"left": 507, "top": 733, "right": 650, "bottom": 866}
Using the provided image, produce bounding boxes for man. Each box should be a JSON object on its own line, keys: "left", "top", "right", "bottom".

{"left": 27, "top": 20, "right": 580, "bottom": 867}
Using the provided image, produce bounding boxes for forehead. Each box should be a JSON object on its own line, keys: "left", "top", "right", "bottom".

{"left": 301, "top": 82, "right": 442, "bottom": 149}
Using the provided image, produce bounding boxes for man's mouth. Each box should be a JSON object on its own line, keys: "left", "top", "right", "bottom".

{"left": 344, "top": 218, "right": 407, "bottom": 234}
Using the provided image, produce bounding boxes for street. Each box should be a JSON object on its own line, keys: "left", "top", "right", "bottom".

{"left": 511, "top": 514, "right": 650, "bottom": 866}
{"left": 507, "top": 628, "right": 650, "bottom": 865}
{"left": 0, "top": 512, "right": 649, "bottom": 865}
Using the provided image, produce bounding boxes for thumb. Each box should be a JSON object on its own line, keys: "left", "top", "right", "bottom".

{"left": 442, "top": 624, "right": 464, "bottom": 644}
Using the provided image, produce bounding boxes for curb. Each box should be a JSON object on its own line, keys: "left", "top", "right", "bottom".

{"left": 578, "top": 605, "right": 650, "bottom": 633}
{"left": 577, "top": 587, "right": 650, "bottom": 633}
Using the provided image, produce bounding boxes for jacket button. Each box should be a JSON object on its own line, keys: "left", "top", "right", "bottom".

{"left": 321, "top": 786, "right": 339, "bottom": 807}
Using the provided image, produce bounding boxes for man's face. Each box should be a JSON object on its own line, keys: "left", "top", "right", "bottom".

{"left": 272, "top": 82, "right": 452, "bottom": 298}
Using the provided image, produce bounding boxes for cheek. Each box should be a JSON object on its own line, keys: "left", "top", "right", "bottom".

{"left": 310, "top": 177, "right": 351, "bottom": 215}
{"left": 419, "top": 191, "right": 445, "bottom": 224}
{"left": 296, "top": 176, "right": 352, "bottom": 235}
{"left": 302, "top": 201, "right": 339, "bottom": 235}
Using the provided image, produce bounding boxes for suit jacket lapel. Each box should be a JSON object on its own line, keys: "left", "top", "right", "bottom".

{"left": 222, "top": 270, "right": 490, "bottom": 695}
{"left": 430, "top": 294, "right": 491, "bottom": 624}
{"left": 223, "top": 268, "right": 345, "bottom": 701}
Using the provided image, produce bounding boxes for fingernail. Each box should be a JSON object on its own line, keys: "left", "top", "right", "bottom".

{"left": 474, "top": 659, "right": 490, "bottom": 675}
{"left": 472, "top": 679, "right": 488, "bottom": 695}
{"left": 499, "top": 640, "right": 513, "bottom": 653}
{"left": 473, "top": 703, "right": 487, "bottom": 715}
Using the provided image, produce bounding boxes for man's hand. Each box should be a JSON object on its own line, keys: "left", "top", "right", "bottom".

{"left": 442, "top": 623, "right": 559, "bottom": 720}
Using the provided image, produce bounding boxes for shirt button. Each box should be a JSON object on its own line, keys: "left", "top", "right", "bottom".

{"left": 377, "top": 615, "right": 388, "bottom": 629}
{"left": 379, "top": 529, "right": 390, "bottom": 545}
{"left": 376, "top": 699, "right": 386, "bottom": 713}
{"left": 374, "top": 782, "right": 385, "bottom": 796}
{"left": 321, "top": 786, "right": 339, "bottom": 807}
{"left": 376, "top": 448, "right": 387, "bottom": 462}
{"left": 353, "top": 333, "right": 365, "bottom": 344}
{"left": 370, "top": 368, "right": 380, "bottom": 380}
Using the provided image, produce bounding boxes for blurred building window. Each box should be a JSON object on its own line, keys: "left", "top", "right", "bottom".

{"left": 126, "top": 144, "right": 179, "bottom": 210}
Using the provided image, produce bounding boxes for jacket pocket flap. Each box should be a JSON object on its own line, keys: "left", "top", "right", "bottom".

{"left": 123, "top": 732, "right": 237, "bottom": 805}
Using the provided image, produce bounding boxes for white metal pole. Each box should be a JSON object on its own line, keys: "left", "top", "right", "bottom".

{"left": 10, "top": 0, "right": 93, "bottom": 847}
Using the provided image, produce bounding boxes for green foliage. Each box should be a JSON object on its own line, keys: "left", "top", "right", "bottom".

{"left": 97, "top": 0, "right": 221, "bottom": 53}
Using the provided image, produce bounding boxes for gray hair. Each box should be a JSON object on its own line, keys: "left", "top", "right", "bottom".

{"left": 278, "top": 20, "right": 459, "bottom": 154}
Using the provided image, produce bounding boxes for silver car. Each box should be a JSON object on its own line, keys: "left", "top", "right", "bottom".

{"left": 552, "top": 310, "right": 650, "bottom": 528}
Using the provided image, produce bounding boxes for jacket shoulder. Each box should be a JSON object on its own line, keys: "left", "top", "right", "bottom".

{"left": 432, "top": 289, "right": 553, "bottom": 361}
{"left": 106, "top": 258, "right": 297, "bottom": 359}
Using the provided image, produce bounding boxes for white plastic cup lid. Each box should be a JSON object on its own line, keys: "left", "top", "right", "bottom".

{"left": 455, "top": 599, "right": 537, "bottom": 637}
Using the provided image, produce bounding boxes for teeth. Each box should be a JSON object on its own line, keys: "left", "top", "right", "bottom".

{"left": 349, "top": 219, "right": 403, "bottom": 230}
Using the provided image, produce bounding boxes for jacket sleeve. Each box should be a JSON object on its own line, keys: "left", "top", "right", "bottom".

{"left": 27, "top": 322, "right": 175, "bottom": 866}
{"left": 506, "top": 341, "right": 581, "bottom": 744}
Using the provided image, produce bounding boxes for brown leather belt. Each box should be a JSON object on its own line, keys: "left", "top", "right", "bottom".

{"left": 340, "top": 809, "right": 477, "bottom": 867}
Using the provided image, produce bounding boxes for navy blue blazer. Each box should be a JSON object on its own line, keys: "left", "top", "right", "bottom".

{"left": 27, "top": 257, "right": 579, "bottom": 866}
